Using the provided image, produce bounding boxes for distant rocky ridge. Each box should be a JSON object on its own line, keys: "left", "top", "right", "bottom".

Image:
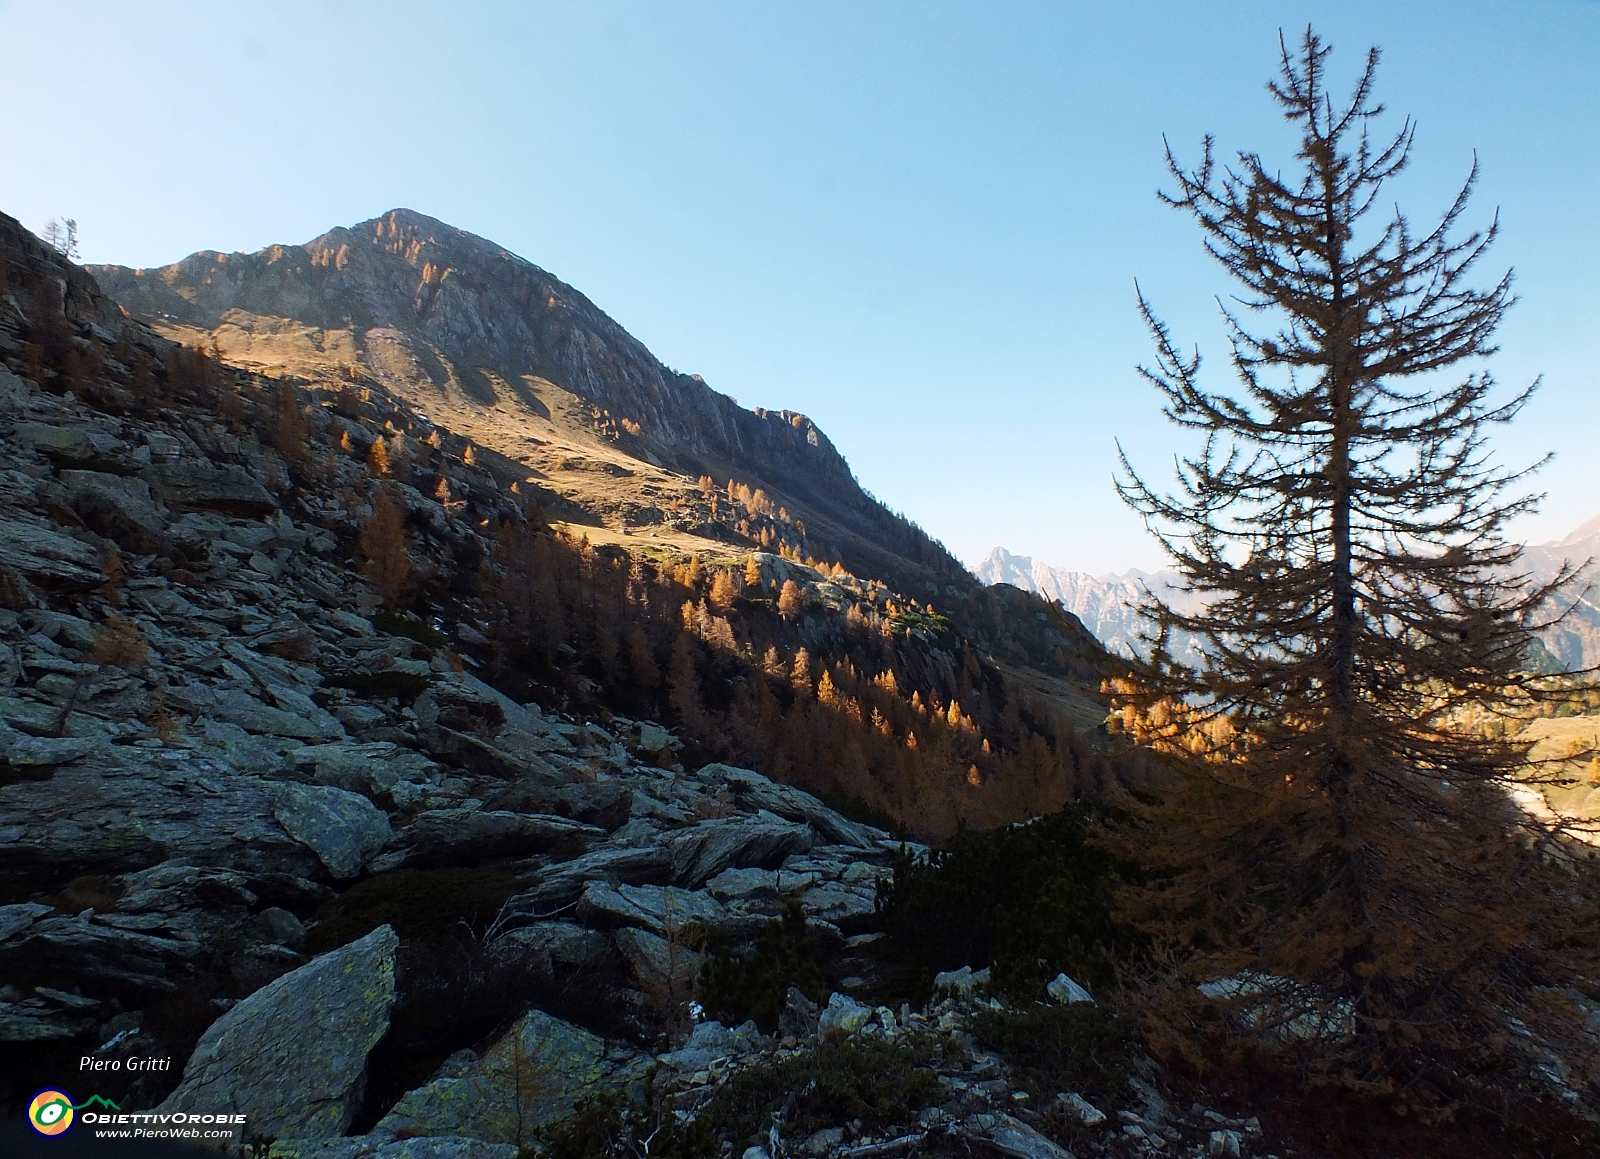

{"left": 982, "top": 520, "right": 1600, "bottom": 671}
{"left": 974, "top": 548, "right": 1201, "bottom": 660}
{"left": 1522, "top": 513, "right": 1600, "bottom": 671}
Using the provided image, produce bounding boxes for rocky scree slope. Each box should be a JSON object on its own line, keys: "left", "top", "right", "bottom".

{"left": 0, "top": 213, "right": 1203, "bottom": 1157}
{"left": 0, "top": 213, "right": 892, "bottom": 1046}
{"left": 7, "top": 217, "right": 1588, "bottom": 1158}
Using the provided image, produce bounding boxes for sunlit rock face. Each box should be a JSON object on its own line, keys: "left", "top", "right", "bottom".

{"left": 90, "top": 209, "right": 864, "bottom": 515}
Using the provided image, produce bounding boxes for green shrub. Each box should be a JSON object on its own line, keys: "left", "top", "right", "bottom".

{"left": 174, "top": 537, "right": 212, "bottom": 565}
{"left": 540, "top": 1094, "right": 714, "bottom": 1159}
{"left": 699, "top": 899, "right": 824, "bottom": 1033}
{"left": 819, "top": 792, "right": 905, "bottom": 839}
{"left": 370, "top": 609, "right": 447, "bottom": 648}
{"left": 325, "top": 668, "right": 432, "bottom": 700}
{"left": 305, "top": 867, "right": 517, "bottom": 953}
{"left": 542, "top": 1034, "right": 947, "bottom": 1157}
{"left": 965, "top": 1002, "right": 1140, "bottom": 1106}
{"left": 709, "top": 1032, "right": 944, "bottom": 1147}
{"left": 873, "top": 802, "right": 1139, "bottom": 1005}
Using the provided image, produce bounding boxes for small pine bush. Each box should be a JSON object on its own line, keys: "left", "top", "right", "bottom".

{"left": 873, "top": 802, "right": 1140, "bottom": 1005}
{"left": 965, "top": 1002, "right": 1140, "bottom": 1106}
{"left": 698, "top": 899, "right": 824, "bottom": 1033}
{"left": 543, "top": 1033, "right": 952, "bottom": 1158}
{"left": 306, "top": 867, "right": 517, "bottom": 952}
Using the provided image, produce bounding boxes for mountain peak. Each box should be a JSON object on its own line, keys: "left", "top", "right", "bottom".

{"left": 1553, "top": 512, "right": 1600, "bottom": 549}
{"left": 89, "top": 211, "right": 977, "bottom": 603}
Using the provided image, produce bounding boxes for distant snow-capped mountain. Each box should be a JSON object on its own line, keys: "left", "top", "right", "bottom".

{"left": 973, "top": 548, "right": 1201, "bottom": 659}
{"left": 1522, "top": 514, "right": 1600, "bottom": 671}
{"left": 980, "top": 512, "right": 1600, "bottom": 670}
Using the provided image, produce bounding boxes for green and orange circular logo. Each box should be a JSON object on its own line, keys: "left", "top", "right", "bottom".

{"left": 28, "top": 1089, "right": 75, "bottom": 1136}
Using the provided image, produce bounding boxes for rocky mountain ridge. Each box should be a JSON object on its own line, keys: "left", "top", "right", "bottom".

{"left": 974, "top": 549, "right": 1201, "bottom": 661}
{"left": 1523, "top": 514, "right": 1600, "bottom": 671}
{"left": 89, "top": 209, "right": 1115, "bottom": 753}
{"left": 0, "top": 208, "right": 1272, "bottom": 1159}
{"left": 88, "top": 210, "right": 973, "bottom": 608}
{"left": 981, "top": 521, "right": 1600, "bottom": 671}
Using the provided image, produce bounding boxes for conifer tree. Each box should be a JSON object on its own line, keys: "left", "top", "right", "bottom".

{"left": 272, "top": 381, "right": 310, "bottom": 474}
{"left": 778, "top": 579, "right": 804, "bottom": 622}
{"left": 791, "top": 648, "right": 814, "bottom": 699}
{"left": 1113, "top": 29, "right": 1596, "bottom": 1101}
{"left": 360, "top": 487, "right": 411, "bottom": 607}
{"left": 710, "top": 569, "right": 738, "bottom": 612}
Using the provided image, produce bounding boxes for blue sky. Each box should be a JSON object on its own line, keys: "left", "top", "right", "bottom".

{"left": 1, "top": 1, "right": 1595, "bottom": 574}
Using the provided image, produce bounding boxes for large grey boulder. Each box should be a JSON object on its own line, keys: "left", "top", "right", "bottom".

{"left": 157, "top": 925, "right": 399, "bottom": 1140}
{"left": 0, "top": 753, "right": 322, "bottom": 878}
{"left": 275, "top": 784, "right": 392, "bottom": 879}
{"left": 667, "top": 813, "right": 814, "bottom": 888}
{"left": 215, "top": 687, "right": 346, "bottom": 741}
{"left": 635, "top": 721, "right": 677, "bottom": 758}
{"left": 290, "top": 742, "right": 436, "bottom": 809}
{"left": 417, "top": 725, "right": 549, "bottom": 779}
{"left": 417, "top": 674, "right": 532, "bottom": 735}
{"left": 0, "top": 698, "right": 60, "bottom": 738}
{"left": 199, "top": 718, "right": 299, "bottom": 776}
{"left": 613, "top": 927, "right": 703, "bottom": 993}
{"left": 223, "top": 641, "right": 325, "bottom": 691}
{"left": 1046, "top": 973, "right": 1094, "bottom": 1005}
{"left": 144, "top": 460, "right": 278, "bottom": 516}
{"left": 798, "top": 880, "right": 879, "bottom": 934}
{"left": 374, "top": 1009, "right": 645, "bottom": 1144}
{"left": 576, "top": 881, "right": 727, "bottom": 937}
{"left": 489, "top": 921, "right": 609, "bottom": 977}
{"left": 2, "top": 733, "right": 101, "bottom": 767}
{"left": 482, "top": 779, "right": 632, "bottom": 831}
{"left": 116, "top": 862, "right": 267, "bottom": 918}
{"left": 0, "top": 912, "right": 201, "bottom": 990}
{"left": 703, "top": 764, "right": 885, "bottom": 849}
{"left": 657, "top": 1019, "right": 764, "bottom": 1075}
{"left": 505, "top": 844, "right": 674, "bottom": 913}
{"left": 705, "top": 866, "right": 820, "bottom": 902}
{"left": 0, "top": 516, "right": 103, "bottom": 589}
{"left": 0, "top": 991, "right": 100, "bottom": 1041}
{"left": 57, "top": 469, "right": 170, "bottom": 554}
{"left": 0, "top": 902, "right": 53, "bottom": 943}
{"left": 818, "top": 992, "right": 872, "bottom": 1038}
{"left": 13, "top": 420, "right": 127, "bottom": 463}
{"left": 391, "top": 809, "right": 604, "bottom": 867}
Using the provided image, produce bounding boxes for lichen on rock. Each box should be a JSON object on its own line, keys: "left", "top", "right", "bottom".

{"left": 157, "top": 924, "right": 400, "bottom": 1140}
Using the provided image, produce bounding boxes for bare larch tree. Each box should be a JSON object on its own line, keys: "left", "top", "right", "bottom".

{"left": 1111, "top": 28, "right": 1597, "bottom": 1109}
